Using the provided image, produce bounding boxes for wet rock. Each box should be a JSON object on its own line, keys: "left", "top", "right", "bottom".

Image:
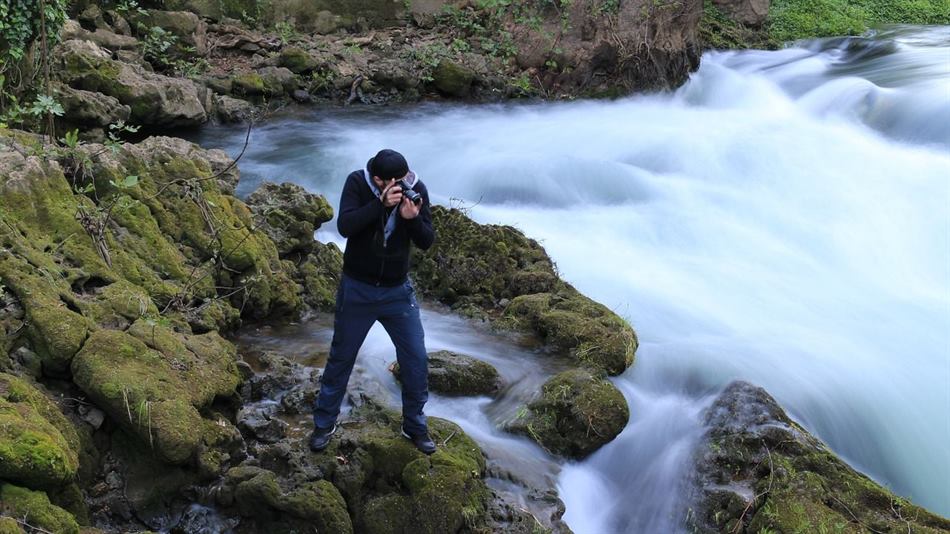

{"left": 259, "top": 66, "right": 299, "bottom": 95}
{"left": 391, "top": 350, "right": 503, "bottom": 397}
{"left": 508, "top": 369, "right": 628, "bottom": 459}
{"left": 291, "top": 89, "right": 312, "bottom": 103}
{"left": 297, "top": 242, "right": 344, "bottom": 313}
{"left": 687, "top": 381, "right": 950, "bottom": 533}
{"left": 54, "top": 39, "right": 207, "bottom": 127}
{"left": 245, "top": 181, "right": 333, "bottom": 258}
{"left": 237, "top": 403, "right": 288, "bottom": 443}
{"left": 412, "top": 206, "right": 637, "bottom": 376}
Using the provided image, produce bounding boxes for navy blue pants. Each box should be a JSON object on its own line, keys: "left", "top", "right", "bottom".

{"left": 313, "top": 274, "right": 429, "bottom": 435}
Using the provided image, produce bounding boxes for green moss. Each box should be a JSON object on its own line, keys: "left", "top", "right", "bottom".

{"left": 297, "top": 243, "right": 343, "bottom": 312}
{"left": 278, "top": 46, "right": 318, "bottom": 74}
{"left": 71, "top": 328, "right": 240, "bottom": 464}
{"left": 232, "top": 72, "right": 266, "bottom": 96}
{"left": 0, "top": 374, "right": 80, "bottom": 488}
{"left": 0, "top": 517, "right": 21, "bottom": 534}
{"left": 509, "top": 369, "right": 629, "bottom": 459}
{"left": 412, "top": 206, "right": 637, "bottom": 375}
{"left": 0, "top": 484, "right": 79, "bottom": 534}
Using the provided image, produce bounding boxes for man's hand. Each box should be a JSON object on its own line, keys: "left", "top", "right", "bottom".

{"left": 380, "top": 181, "right": 402, "bottom": 207}
{"left": 399, "top": 196, "right": 421, "bottom": 219}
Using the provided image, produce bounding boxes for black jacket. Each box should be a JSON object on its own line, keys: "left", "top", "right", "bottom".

{"left": 337, "top": 170, "right": 435, "bottom": 286}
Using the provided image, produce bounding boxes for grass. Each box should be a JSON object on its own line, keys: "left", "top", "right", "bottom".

{"left": 770, "top": 0, "right": 950, "bottom": 42}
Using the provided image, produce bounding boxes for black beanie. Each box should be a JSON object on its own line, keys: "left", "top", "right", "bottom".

{"left": 368, "top": 149, "right": 409, "bottom": 180}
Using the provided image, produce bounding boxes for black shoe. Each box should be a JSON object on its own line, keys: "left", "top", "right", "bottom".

{"left": 401, "top": 427, "right": 436, "bottom": 455}
{"left": 309, "top": 424, "right": 337, "bottom": 451}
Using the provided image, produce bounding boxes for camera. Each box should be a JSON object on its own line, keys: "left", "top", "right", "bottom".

{"left": 398, "top": 181, "right": 423, "bottom": 206}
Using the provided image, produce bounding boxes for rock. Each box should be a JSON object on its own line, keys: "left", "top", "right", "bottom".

{"left": 687, "top": 381, "right": 950, "bottom": 533}
{"left": 259, "top": 66, "right": 299, "bottom": 95}
{"left": 412, "top": 206, "right": 637, "bottom": 376}
{"left": 231, "top": 71, "right": 266, "bottom": 96}
{"left": 712, "top": 0, "right": 770, "bottom": 27}
{"left": 54, "top": 39, "right": 207, "bottom": 127}
{"left": 237, "top": 403, "right": 288, "bottom": 443}
{"left": 79, "top": 405, "right": 106, "bottom": 430}
{"left": 291, "top": 89, "right": 312, "bottom": 103}
{"left": 230, "top": 401, "right": 492, "bottom": 533}
{"left": 70, "top": 326, "right": 241, "bottom": 464}
{"left": 278, "top": 46, "right": 319, "bottom": 74}
{"left": 245, "top": 181, "right": 333, "bottom": 258}
{"left": 0, "top": 484, "right": 80, "bottom": 534}
{"left": 140, "top": 10, "right": 209, "bottom": 55}
{"left": 432, "top": 59, "right": 475, "bottom": 97}
{"left": 0, "top": 373, "right": 81, "bottom": 488}
{"left": 53, "top": 82, "right": 131, "bottom": 130}
{"left": 61, "top": 19, "right": 139, "bottom": 50}
{"left": 508, "top": 369, "right": 628, "bottom": 459}
{"left": 297, "top": 243, "right": 343, "bottom": 313}
{"left": 391, "top": 350, "right": 503, "bottom": 396}
{"left": 78, "top": 5, "right": 107, "bottom": 30}
{"left": 12, "top": 346, "right": 42, "bottom": 378}
{"left": 226, "top": 467, "right": 353, "bottom": 532}
{"left": 213, "top": 93, "right": 254, "bottom": 123}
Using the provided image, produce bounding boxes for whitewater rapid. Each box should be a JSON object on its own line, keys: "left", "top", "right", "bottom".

{"left": 192, "top": 25, "right": 950, "bottom": 531}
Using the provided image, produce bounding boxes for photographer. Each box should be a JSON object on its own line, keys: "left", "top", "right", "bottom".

{"left": 311, "top": 149, "right": 436, "bottom": 454}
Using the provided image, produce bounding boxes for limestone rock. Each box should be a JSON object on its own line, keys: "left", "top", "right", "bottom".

{"left": 508, "top": 369, "right": 629, "bottom": 459}
{"left": 54, "top": 39, "right": 207, "bottom": 127}
{"left": 245, "top": 181, "right": 333, "bottom": 258}
{"left": 391, "top": 350, "right": 503, "bottom": 397}
{"left": 53, "top": 82, "right": 131, "bottom": 129}
{"left": 140, "top": 9, "right": 209, "bottom": 55}
{"left": 712, "top": 0, "right": 770, "bottom": 27}
{"left": 432, "top": 59, "right": 475, "bottom": 97}
{"left": 687, "top": 381, "right": 950, "bottom": 533}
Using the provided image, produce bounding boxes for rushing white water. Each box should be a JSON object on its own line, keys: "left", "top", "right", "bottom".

{"left": 192, "top": 25, "right": 950, "bottom": 530}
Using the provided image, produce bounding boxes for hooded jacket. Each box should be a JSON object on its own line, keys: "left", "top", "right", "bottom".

{"left": 337, "top": 169, "right": 435, "bottom": 286}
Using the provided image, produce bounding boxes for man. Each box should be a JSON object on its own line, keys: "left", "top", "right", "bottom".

{"left": 310, "top": 149, "right": 436, "bottom": 454}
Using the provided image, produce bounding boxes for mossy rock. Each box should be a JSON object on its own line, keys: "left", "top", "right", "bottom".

{"left": 0, "top": 484, "right": 80, "bottom": 534}
{"left": 296, "top": 242, "right": 343, "bottom": 313}
{"left": 229, "top": 468, "right": 353, "bottom": 532}
{"left": 0, "top": 374, "right": 81, "bottom": 488}
{"left": 412, "top": 206, "right": 637, "bottom": 375}
{"left": 689, "top": 381, "right": 950, "bottom": 533}
{"left": 232, "top": 72, "right": 266, "bottom": 96}
{"left": 391, "top": 350, "right": 502, "bottom": 397}
{"left": 508, "top": 369, "right": 629, "bottom": 459}
{"left": 278, "top": 46, "right": 319, "bottom": 74}
{"left": 245, "top": 181, "right": 334, "bottom": 258}
{"left": 71, "top": 327, "right": 240, "bottom": 464}
{"left": 432, "top": 59, "right": 475, "bottom": 97}
{"left": 0, "top": 517, "right": 21, "bottom": 534}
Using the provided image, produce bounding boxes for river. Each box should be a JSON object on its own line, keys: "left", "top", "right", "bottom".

{"left": 189, "top": 25, "right": 950, "bottom": 532}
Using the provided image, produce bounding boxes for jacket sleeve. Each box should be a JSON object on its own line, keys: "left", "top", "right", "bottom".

{"left": 405, "top": 182, "right": 435, "bottom": 250}
{"left": 337, "top": 173, "right": 383, "bottom": 238}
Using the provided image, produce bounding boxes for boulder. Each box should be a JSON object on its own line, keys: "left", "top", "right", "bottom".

{"left": 687, "top": 381, "right": 950, "bottom": 533}
{"left": 140, "top": 10, "right": 209, "bottom": 55}
{"left": 0, "top": 373, "right": 81, "bottom": 489}
{"left": 391, "top": 350, "right": 503, "bottom": 397}
{"left": 70, "top": 325, "right": 241, "bottom": 464}
{"left": 297, "top": 242, "right": 344, "bottom": 313}
{"left": 54, "top": 39, "right": 207, "bottom": 127}
{"left": 61, "top": 20, "right": 139, "bottom": 50}
{"left": 225, "top": 467, "right": 352, "bottom": 532}
{"left": 508, "top": 369, "right": 628, "bottom": 459}
{"left": 53, "top": 82, "right": 131, "bottom": 130}
{"left": 0, "top": 484, "right": 80, "bottom": 534}
{"left": 245, "top": 181, "right": 333, "bottom": 258}
{"left": 278, "top": 46, "right": 319, "bottom": 74}
{"left": 432, "top": 59, "right": 475, "bottom": 97}
{"left": 412, "top": 206, "right": 637, "bottom": 376}
{"left": 711, "top": 0, "right": 770, "bottom": 27}
{"left": 213, "top": 93, "right": 254, "bottom": 123}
